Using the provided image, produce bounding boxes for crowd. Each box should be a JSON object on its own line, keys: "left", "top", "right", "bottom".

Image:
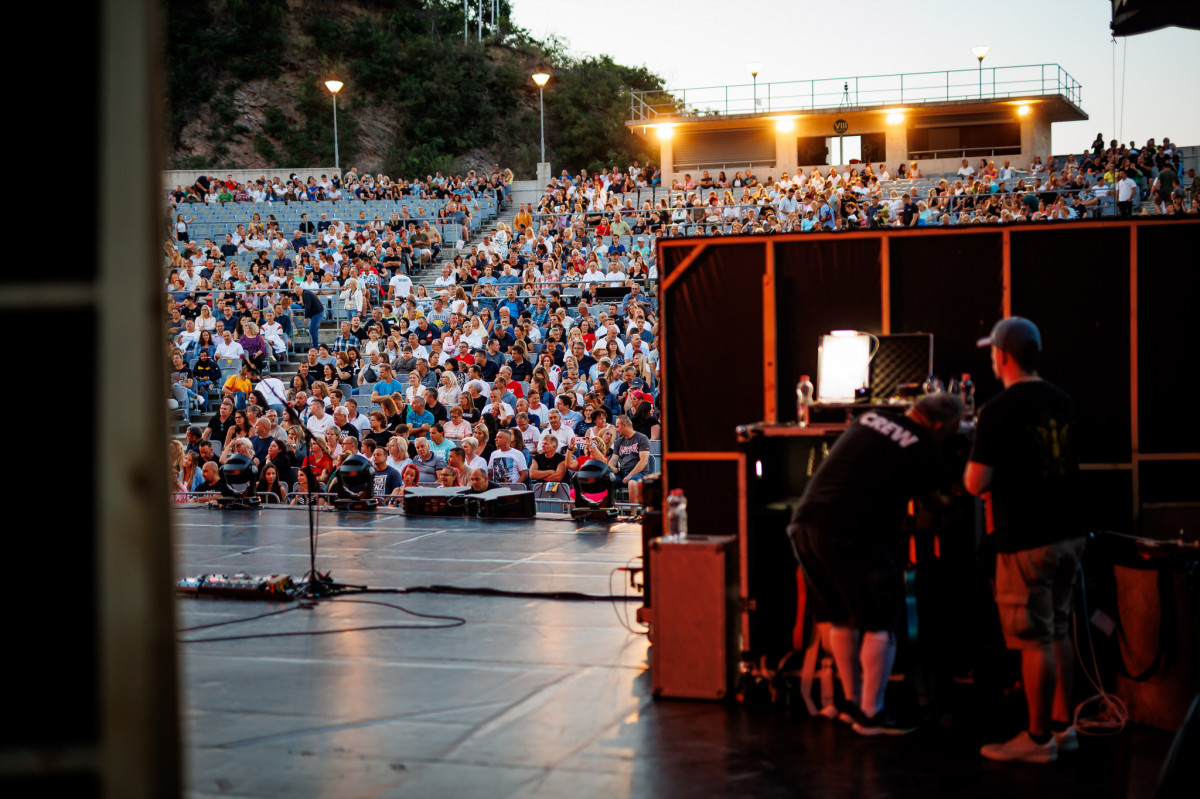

{"left": 526, "top": 136, "right": 1193, "bottom": 237}
{"left": 168, "top": 165, "right": 513, "bottom": 208}
{"left": 165, "top": 168, "right": 663, "bottom": 507}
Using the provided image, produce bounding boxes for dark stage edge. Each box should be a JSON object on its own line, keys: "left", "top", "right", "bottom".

{"left": 174, "top": 509, "right": 1171, "bottom": 799}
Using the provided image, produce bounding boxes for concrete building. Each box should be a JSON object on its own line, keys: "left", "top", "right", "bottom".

{"left": 627, "top": 64, "right": 1087, "bottom": 186}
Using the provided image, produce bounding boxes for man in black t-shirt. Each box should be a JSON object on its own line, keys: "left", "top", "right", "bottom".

{"left": 788, "top": 394, "right": 962, "bottom": 736}
{"left": 609, "top": 415, "right": 650, "bottom": 484}
{"left": 203, "top": 399, "right": 236, "bottom": 449}
{"left": 967, "top": 317, "right": 1084, "bottom": 764}
{"left": 529, "top": 436, "right": 567, "bottom": 484}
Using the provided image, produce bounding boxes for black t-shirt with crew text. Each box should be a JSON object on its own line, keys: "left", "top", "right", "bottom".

{"left": 794, "top": 411, "right": 938, "bottom": 538}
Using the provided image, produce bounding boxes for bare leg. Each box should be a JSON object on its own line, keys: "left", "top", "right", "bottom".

{"left": 860, "top": 630, "right": 897, "bottom": 717}
{"left": 1021, "top": 645, "right": 1055, "bottom": 736}
{"left": 1052, "top": 636, "right": 1074, "bottom": 725}
{"left": 828, "top": 625, "right": 862, "bottom": 706}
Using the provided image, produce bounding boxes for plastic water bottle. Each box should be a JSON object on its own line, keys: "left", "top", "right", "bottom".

{"left": 667, "top": 488, "right": 688, "bottom": 539}
{"left": 796, "top": 375, "right": 815, "bottom": 427}
{"left": 960, "top": 373, "right": 976, "bottom": 417}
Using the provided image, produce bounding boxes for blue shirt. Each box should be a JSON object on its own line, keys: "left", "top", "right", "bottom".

{"left": 406, "top": 409, "right": 435, "bottom": 428}
{"left": 374, "top": 379, "right": 405, "bottom": 395}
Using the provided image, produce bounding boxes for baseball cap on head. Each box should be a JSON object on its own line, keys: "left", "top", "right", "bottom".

{"left": 977, "top": 316, "right": 1042, "bottom": 354}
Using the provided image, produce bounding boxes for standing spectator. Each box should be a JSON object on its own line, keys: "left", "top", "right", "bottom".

{"left": 294, "top": 288, "right": 325, "bottom": 350}
{"left": 1115, "top": 170, "right": 1138, "bottom": 218}
{"left": 966, "top": 318, "right": 1085, "bottom": 763}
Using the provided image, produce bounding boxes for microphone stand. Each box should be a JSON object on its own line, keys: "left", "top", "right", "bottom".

{"left": 283, "top": 399, "right": 336, "bottom": 597}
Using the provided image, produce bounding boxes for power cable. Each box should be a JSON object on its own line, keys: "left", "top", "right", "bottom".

{"left": 1071, "top": 564, "right": 1129, "bottom": 737}
{"left": 178, "top": 596, "right": 466, "bottom": 644}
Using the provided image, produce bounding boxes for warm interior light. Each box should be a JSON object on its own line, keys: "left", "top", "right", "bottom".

{"left": 324, "top": 80, "right": 344, "bottom": 94}
{"left": 532, "top": 72, "right": 550, "bottom": 87}
{"left": 971, "top": 45, "right": 990, "bottom": 61}
{"left": 655, "top": 125, "right": 674, "bottom": 140}
{"left": 775, "top": 117, "right": 794, "bottom": 133}
{"left": 886, "top": 112, "right": 905, "bottom": 124}
{"left": 818, "top": 332, "right": 871, "bottom": 402}
{"left": 1017, "top": 104, "right": 1030, "bottom": 116}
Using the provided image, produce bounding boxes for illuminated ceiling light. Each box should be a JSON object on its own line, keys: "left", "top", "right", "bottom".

{"left": 775, "top": 117, "right": 795, "bottom": 133}
{"left": 655, "top": 124, "right": 675, "bottom": 140}
{"left": 1017, "top": 104, "right": 1030, "bottom": 116}
{"left": 886, "top": 111, "right": 905, "bottom": 124}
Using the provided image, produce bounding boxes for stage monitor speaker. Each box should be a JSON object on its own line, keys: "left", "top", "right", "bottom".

{"left": 650, "top": 535, "right": 738, "bottom": 700}
{"left": 402, "top": 486, "right": 470, "bottom": 516}
{"left": 870, "top": 333, "right": 933, "bottom": 400}
{"left": 467, "top": 488, "right": 537, "bottom": 519}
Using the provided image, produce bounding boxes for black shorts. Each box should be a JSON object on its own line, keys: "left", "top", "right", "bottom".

{"left": 789, "top": 520, "right": 902, "bottom": 631}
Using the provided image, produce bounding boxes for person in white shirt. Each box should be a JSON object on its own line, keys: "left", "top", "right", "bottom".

{"left": 215, "top": 330, "right": 245, "bottom": 361}
{"left": 956, "top": 159, "right": 975, "bottom": 179}
{"left": 434, "top": 266, "right": 456, "bottom": 288}
{"left": 487, "top": 429, "right": 529, "bottom": 484}
{"left": 175, "top": 319, "right": 201, "bottom": 353}
{"left": 1114, "top": 170, "right": 1138, "bottom": 217}
{"left": 305, "top": 398, "right": 337, "bottom": 438}
{"left": 255, "top": 374, "right": 289, "bottom": 410}
{"left": 461, "top": 437, "right": 489, "bottom": 473}
{"left": 998, "top": 160, "right": 1017, "bottom": 181}
{"left": 389, "top": 271, "right": 414, "bottom": 300}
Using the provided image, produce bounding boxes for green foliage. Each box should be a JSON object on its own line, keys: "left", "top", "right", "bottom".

{"left": 166, "top": 0, "right": 667, "bottom": 175}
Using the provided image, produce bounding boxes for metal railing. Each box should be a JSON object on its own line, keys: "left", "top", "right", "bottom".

{"left": 628, "top": 64, "right": 1083, "bottom": 122}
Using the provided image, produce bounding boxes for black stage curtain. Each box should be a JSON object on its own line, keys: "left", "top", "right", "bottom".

{"left": 664, "top": 459, "right": 741, "bottom": 538}
{"left": 1011, "top": 227, "right": 1131, "bottom": 464}
{"left": 888, "top": 233, "right": 1004, "bottom": 404}
{"left": 665, "top": 243, "right": 765, "bottom": 452}
{"left": 774, "top": 238, "right": 882, "bottom": 422}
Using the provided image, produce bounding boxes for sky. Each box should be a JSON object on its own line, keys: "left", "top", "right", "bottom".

{"left": 509, "top": 0, "right": 1200, "bottom": 155}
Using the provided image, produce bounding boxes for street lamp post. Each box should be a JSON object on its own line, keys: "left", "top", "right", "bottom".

{"left": 747, "top": 62, "right": 762, "bottom": 111}
{"left": 324, "top": 79, "right": 343, "bottom": 173}
{"left": 971, "top": 46, "right": 990, "bottom": 99}
{"left": 532, "top": 72, "right": 549, "bottom": 164}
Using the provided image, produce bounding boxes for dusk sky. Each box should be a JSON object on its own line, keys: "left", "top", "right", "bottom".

{"left": 510, "top": 0, "right": 1200, "bottom": 155}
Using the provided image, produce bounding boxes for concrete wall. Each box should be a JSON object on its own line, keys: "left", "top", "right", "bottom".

{"left": 162, "top": 167, "right": 340, "bottom": 192}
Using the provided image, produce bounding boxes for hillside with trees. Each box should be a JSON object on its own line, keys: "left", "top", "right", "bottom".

{"left": 166, "top": 0, "right": 666, "bottom": 178}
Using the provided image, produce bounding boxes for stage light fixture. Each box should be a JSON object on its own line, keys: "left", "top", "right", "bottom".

{"left": 333, "top": 454, "right": 377, "bottom": 510}
{"left": 218, "top": 453, "right": 260, "bottom": 508}
{"left": 571, "top": 459, "right": 619, "bottom": 522}
{"left": 817, "top": 331, "right": 873, "bottom": 403}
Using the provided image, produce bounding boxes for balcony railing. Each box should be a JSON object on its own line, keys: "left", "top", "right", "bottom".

{"left": 629, "top": 64, "right": 1082, "bottom": 122}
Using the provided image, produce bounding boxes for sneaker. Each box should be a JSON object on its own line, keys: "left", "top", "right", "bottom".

{"left": 1053, "top": 726, "right": 1079, "bottom": 753}
{"left": 980, "top": 731, "right": 1058, "bottom": 763}
{"left": 818, "top": 704, "right": 840, "bottom": 720}
{"left": 852, "top": 712, "right": 917, "bottom": 737}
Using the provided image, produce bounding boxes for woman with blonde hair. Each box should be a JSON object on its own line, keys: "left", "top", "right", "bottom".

{"left": 340, "top": 277, "right": 365, "bottom": 315}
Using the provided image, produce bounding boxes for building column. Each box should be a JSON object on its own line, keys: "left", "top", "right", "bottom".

{"left": 775, "top": 127, "right": 797, "bottom": 182}
{"left": 658, "top": 136, "right": 674, "bottom": 189}
{"left": 885, "top": 124, "right": 907, "bottom": 172}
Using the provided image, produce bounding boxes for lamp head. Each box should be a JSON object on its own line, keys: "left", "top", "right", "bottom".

{"left": 971, "top": 46, "right": 990, "bottom": 62}
{"left": 746, "top": 61, "right": 762, "bottom": 78}
{"left": 325, "top": 80, "right": 344, "bottom": 94}
{"left": 532, "top": 72, "right": 550, "bottom": 87}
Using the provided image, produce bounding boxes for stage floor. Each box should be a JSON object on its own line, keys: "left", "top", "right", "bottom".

{"left": 174, "top": 508, "right": 1171, "bottom": 799}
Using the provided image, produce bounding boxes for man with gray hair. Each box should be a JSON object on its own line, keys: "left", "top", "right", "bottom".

{"left": 411, "top": 437, "right": 445, "bottom": 483}
{"left": 787, "top": 393, "right": 963, "bottom": 737}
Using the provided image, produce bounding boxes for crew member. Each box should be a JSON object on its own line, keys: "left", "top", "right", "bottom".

{"left": 966, "top": 317, "right": 1083, "bottom": 763}
{"left": 788, "top": 394, "right": 962, "bottom": 736}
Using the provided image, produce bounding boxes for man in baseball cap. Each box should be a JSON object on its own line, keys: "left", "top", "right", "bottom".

{"left": 976, "top": 316, "right": 1042, "bottom": 365}
{"left": 966, "top": 317, "right": 1085, "bottom": 764}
